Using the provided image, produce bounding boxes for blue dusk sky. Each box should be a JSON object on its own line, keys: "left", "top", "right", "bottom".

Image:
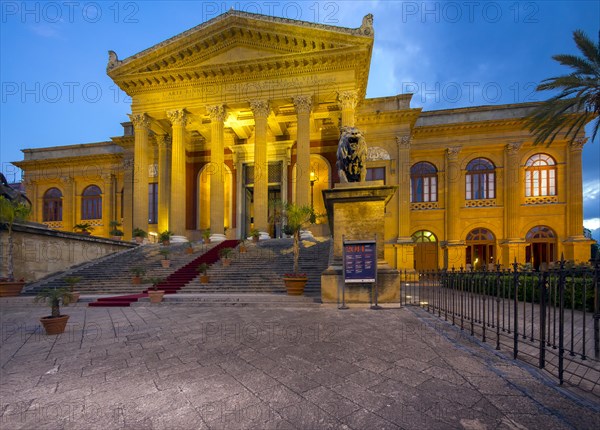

{"left": 1, "top": 1, "right": 599, "bottom": 239}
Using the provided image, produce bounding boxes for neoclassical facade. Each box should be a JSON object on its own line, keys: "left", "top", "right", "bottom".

{"left": 13, "top": 11, "right": 593, "bottom": 270}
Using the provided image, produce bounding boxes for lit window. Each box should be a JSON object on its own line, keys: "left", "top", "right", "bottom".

{"left": 366, "top": 167, "right": 385, "bottom": 184}
{"left": 525, "top": 154, "right": 556, "bottom": 197}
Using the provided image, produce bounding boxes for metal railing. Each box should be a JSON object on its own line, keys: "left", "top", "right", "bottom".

{"left": 400, "top": 259, "right": 600, "bottom": 397}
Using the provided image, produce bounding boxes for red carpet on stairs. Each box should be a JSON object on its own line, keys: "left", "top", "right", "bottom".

{"left": 89, "top": 240, "right": 239, "bottom": 307}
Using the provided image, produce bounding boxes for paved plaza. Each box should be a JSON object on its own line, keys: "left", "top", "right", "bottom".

{"left": 1, "top": 301, "right": 599, "bottom": 429}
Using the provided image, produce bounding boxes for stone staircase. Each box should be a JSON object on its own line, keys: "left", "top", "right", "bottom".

{"left": 181, "top": 238, "right": 331, "bottom": 298}
{"left": 22, "top": 242, "right": 219, "bottom": 296}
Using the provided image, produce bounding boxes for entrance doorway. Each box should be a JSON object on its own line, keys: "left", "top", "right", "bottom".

{"left": 242, "top": 162, "right": 283, "bottom": 238}
{"left": 466, "top": 228, "right": 496, "bottom": 270}
{"left": 412, "top": 230, "right": 438, "bottom": 271}
{"left": 525, "top": 226, "right": 556, "bottom": 270}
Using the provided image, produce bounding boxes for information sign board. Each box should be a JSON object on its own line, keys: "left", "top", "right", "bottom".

{"left": 343, "top": 240, "right": 377, "bottom": 283}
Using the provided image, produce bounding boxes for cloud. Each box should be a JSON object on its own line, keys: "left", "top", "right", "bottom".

{"left": 583, "top": 179, "right": 599, "bottom": 201}
{"left": 28, "top": 23, "right": 64, "bottom": 39}
{"left": 584, "top": 218, "right": 600, "bottom": 231}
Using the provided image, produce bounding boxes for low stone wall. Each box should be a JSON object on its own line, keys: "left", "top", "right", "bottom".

{"left": 0, "top": 223, "right": 135, "bottom": 282}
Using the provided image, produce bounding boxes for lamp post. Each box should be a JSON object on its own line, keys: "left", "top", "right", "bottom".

{"left": 309, "top": 171, "right": 318, "bottom": 210}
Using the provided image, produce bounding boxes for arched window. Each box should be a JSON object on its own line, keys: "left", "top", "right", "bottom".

{"left": 411, "top": 162, "right": 437, "bottom": 202}
{"left": 43, "top": 188, "right": 62, "bottom": 222}
{"left": 526, "top": 226, "right": 557, "bottom": 270}
{"left": 466, "top": 228, "right": 496, "bottom": 269}
{"left": 81, "top": 185, "right": 102, "bottom": 220}
{"left": 466, "top": 158, "right": 495, "bottom": 200}
{"left": 525, "top": 154, "right": 556, "bottom": 197}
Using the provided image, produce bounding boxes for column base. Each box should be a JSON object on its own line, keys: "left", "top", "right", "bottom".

{"left": 563, "top": 237, "right": 595, "bottom": 263}
{"left": 394, "top": 238, "right": 416, "bottom": 272}
{"left": 442, "top": 241, "right": 466, "bottom": 270}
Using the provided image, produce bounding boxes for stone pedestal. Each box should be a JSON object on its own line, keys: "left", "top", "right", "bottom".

{"left": 321, "top": 182, "right": 399, "bottom": 304}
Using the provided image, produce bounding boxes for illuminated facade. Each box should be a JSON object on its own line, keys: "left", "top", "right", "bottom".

{"left": 13, "top": 11, "right": 593, "bottom": 270}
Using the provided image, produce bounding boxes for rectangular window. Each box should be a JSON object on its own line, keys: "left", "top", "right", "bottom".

{"left": 148, "top": 183, "right": 158, "bottom": 224}
{"left": 366, "top": 167, "right": 386, "bottom": 184}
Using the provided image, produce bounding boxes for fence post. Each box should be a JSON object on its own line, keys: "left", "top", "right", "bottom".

{"left": 539, "top": 269, "right": 547, "bottom": 369}
{"left": 512, "top": 259, "right": 519, "bottom": 360}
{"left": 593, "top": 256, "right": 599, "bottom": 359}
{"left": 558, "top": 257, "right": 566, "bottom": 385}
{"left": 496, "top": 263, "right": 501, "bottom": 351}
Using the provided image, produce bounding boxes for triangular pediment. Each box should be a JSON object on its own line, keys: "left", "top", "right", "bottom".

{"left": 107, "top": 10, "right": 374, "bottom": 97}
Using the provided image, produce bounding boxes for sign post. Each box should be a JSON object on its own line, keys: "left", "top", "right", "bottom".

{"left": 342, "top": 235, "right": 378, "bottom": 310}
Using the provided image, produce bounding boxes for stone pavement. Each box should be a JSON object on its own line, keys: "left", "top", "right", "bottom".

{"left": 1, "top": 302, "right": 599, "bottom": 429}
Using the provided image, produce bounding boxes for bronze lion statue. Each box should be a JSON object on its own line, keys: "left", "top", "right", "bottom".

{"left": 336, "top": 126, "right": 367, "bottom": 183}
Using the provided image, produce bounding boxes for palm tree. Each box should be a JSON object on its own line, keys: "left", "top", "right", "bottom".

{"left": 527, "top": 29, "right": 599, "bottom": 146}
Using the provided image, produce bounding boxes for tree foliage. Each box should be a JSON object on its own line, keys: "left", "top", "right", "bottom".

{"left": 527, "top": 30, "right": 599, "bottom": 146}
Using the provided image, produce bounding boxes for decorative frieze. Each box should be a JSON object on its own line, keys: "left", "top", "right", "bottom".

{"left": 525, "top": 196, "right": 559, "bottom": 205}
{"left": 411, "top": 202, "right": 439, "bottom": 210}
{"left": 367, "top": 146, "right": 391, "bottom": 161}
{"left": 465, "top": 199, "right": 496, "bottom": 208}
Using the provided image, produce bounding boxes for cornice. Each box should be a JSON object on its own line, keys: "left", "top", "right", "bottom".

{"left": 413, "top": 118, "right": 529, "bottom": 137}
{"left": 13, "top": 153, "right": 123, "bottom": 170}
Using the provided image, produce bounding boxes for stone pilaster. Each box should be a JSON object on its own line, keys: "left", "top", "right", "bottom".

{"left": 122, "top": 156, "right": 134, "bottom": 240}
{"left": 167, "top": 109, "right": 188, "bottom": 236}
{"left": 101, "top": 173, "right": 114, "bottom": 236}
{"left": 207, "top": 105, "right": 226, "bottom": 235}
{"left": 60, "top": 176, "right": 75, "bottom": 232}
{"left": 505, "top": 142, "right": 522, "bottom": 240}
{"left": 292, "top": 96, "right": 312, "bottom": 207}
{"left": 129, "top": 113, "right": 150, "bottom": 234}
{"left": 395, "top": 135, "right": 414, "bottom": 271}
{"left": 337, "top": 90, "right": 358, "bottom": 127}
{"left": 249, "top": 101, "right": 269, "bottom": 232}
{"left": 445, "top": 146, "right": 465, "bottom": 268}
{"left": 156, "top": 134, "right": 171, "bottom": 233}
{"left": 567, "top": 138, "right": 586, "bottom": 238}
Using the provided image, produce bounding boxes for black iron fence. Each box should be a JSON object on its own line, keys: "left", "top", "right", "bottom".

{"left": 400, "top": 259, "right": 600, "bottom": 397}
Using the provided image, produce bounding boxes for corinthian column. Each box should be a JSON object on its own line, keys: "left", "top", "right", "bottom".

{"left": 337, "top": 90, "right": 358, "bottom": 127}
{"left": 505, "top": 142, "right": 522, "bottom": 240}
{"left": 396, "top": 135, "right": 411, "bottom": 240}
{"left": 129, "top": 113, "right": 150, "bottom": 233}
{"left": 167, "top": 109, "right": 188, "bottom": 236}
{"left": 207, "top": 104, "right": 226, "bottom": 236}
{"left": 292, "top": 96, "right": 312, "bottom": 207}
{"left": 567, "top": 138, "right": 586, "bottom": 238}
{"left": 249, "top": 100, "right": 270, "bottom": 232}
{"left": 157, "top": 134, "right": 171, "bottom": 233}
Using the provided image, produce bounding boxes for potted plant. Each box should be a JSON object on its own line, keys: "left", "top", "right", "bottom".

{"left": 219, "top": 247, "right": 234, "bottom": 267}
{"left": 35, "top": 287, "right": 71, "bottom": 335}
{"left": 185, "top": 241, "right": 194, "bottom": 254}
{"left": 145, "top": 277, "right": 165, "bottom": 303}
{"left": 159, "top": 249, "right": 171, "bottom": 268}
{"left": 239, "top": 238, "right": 248, "bottom": 253}
{"left": 0, "top": 196, "right": 31, "bottom": 296}
{"left": 62, "top": 276, "right": 82, "bottom": 303}
{"left": 73, "top": 222, "right": 94, "bottom": 235}
{"left": 109, "top": 220, "right": 124, "bottom": 240}
{"left": 133, "top": 227, "right": 147, "bottom": 244}
{"left": 202, "top": 228, "right": 211, "bottom": 244}
{"left": 158, "top": 230, "right": 173, "bottom": 246}
{"left": 250, "top": 228, "right": 260, "bottom": 243}
{"left": 197, "top": 263, "right": 210, "bottom": 284}
{"left": 131, "top": 267, "right": 146, "bottom": 285}
{"left": 281, "top": 202, "right": 317, "bottom": 295}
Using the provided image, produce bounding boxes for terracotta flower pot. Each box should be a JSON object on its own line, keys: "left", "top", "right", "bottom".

{"left": 186, "top": 247, "right": 194, "bottom": 254}
{"left": 69, "top": 292, "right": 80, "bottom": 303}
{"left": 161, "top": 259, "right": 171, "bottom": 268}
{"left": 0, "top": 280, "right": 25, "bottom": 297}
{"left": 148, "top": 290, "right": 165, "bottom": 303}
{"left": 162, "top": 240, "right": 170, "bottom": 246}
{"left": 283, "top": 276, "right": 307, "bottom": 296}
{"left": 132, "top": 276, "right": 141, "bottom": 285}
{"left": 222, "top": 258, "right": 231, "bottom": 267}
{"left": 135, "top": 236, "right": 144, "bottom": 244}
{"left": 200, "top": 275, "right": 210, "bottom": 284}
{"left": 40, "top": 315, "right": 69, "bottom": 335}
{"left": 239, "top": 245, "right": 247, "bottom": 253}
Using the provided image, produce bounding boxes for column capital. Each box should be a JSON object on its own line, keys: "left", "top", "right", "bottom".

{"left": 206, "top": 104, "right": 226, "bottom": 122}
{"left": 396, "top": 135, "right": 411, "bottom": 149}
{"left": 337, "top": 90, "right": 358, "bottom": 110}
{"left": 167, "top": 109, "right": 188, "bottom": 126}
{"left": 446, "top": 146, "right": 462, "bottom": 161}
{"left": 129, "top": 113, "right": 150, "bottom": 129}
{"left": 505, "top": 141, "right": 523, "bottom": 155}
{"left": 292, "top": 96, "right": 312, "bottom": 114}
{"left": 570, "top": 137, "right": 587, "bottom": 151}
{"left": 60, "top": 176, "right": 74, "bottom": 186}
{"left": 101, "top": 173, "right": 113, "bottom": 183}
{"left": 156, "top": 134, "right": 172, "bottom": 148}
{"left": 249, "top": 100, "right": 271, "bottom": 118}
